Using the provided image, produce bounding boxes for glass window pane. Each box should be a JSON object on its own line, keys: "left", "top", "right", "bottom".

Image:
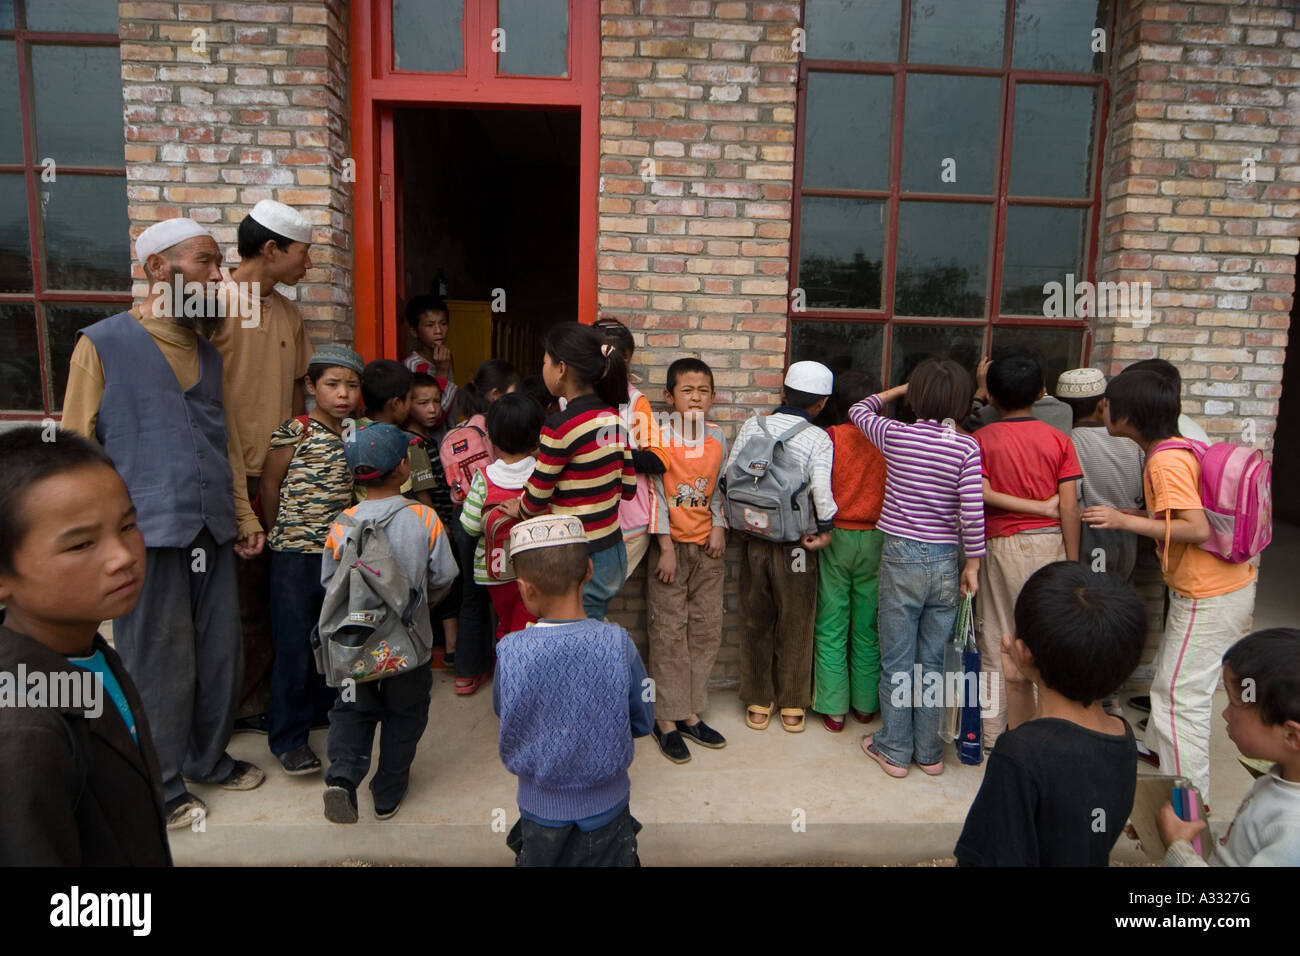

{"left": 42, "top": 175, "right": 130, "bottom": 291}
{"left": 0, "top": 172, "right": 32, "bottom": 292}
{"left": 908, "top": 0, "right": 1005, "bottom": 68}
{"left": 901, "top": 74, "right": 1001, "bottom": 194}
{"left": 26, "top": 1, "right": 120, "bottom": 33}
{"left": 0, "top": 42, "right": 23, "bottom": 164}
{"left": 499, "top": 0, "right": 567, "bottom": 77}
{"left": 990, "top": 326, "right": 1084, "bottom": 395}
{"left": 890, "top": 323, "right": 984, "bottom": 393}
{"left": 895, "top": 202, "right": 990, "bottom": 317}
{"left": 805, "top": 0, "right": 901, "bottom": 62}
{"left": 32, "top": 46, "right": 125, "bottom": 168}
{"left": 46, "top": 303, "right": 125, "bottom": 411}
{"left": 0, "top": 2, "right": 12, "bottom": 29}
{"left": 1000, "top": 205, "right": 1087, "bottom": 315}
{"left": 0, "top": 303, "right": 41, "bottom": 411}
{"left": 1010, "top": 84, "right": 1097, "bottom": 198}
{"left": 393, "top": 0, "right": 464, "bottom": 73}
{"left": 803, "top": 72, "right": 892, "bottom": 191}
{"left": 790, "top": 320, "right": 885, "bottom": 382}
{"left": 1013, "top": 0, "right": 1108, "bottom": 73}
{"left": 797, "top": 197, "right": 886, "bottom": 310}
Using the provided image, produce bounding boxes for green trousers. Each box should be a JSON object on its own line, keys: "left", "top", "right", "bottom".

{"left": 813, "top": 527, "right": 884, "bottom": 717}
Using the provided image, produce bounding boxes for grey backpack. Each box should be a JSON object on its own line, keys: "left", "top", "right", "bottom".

{"left": 722, "top": 414, "right": 816, "bottom": 543}
{"left": 311, "top": 505, "right": 434, "bottom": 687}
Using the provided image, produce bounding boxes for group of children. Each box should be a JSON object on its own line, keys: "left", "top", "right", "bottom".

{"left": 1, "top": 295, "right": 1295, "bottom": 867}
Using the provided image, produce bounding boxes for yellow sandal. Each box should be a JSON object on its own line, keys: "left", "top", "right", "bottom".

{"left": 745, "top": 702, "right": 773, "bottom": 731}
{"left": 779, "top": 708, "right": 806, "bottom": 733}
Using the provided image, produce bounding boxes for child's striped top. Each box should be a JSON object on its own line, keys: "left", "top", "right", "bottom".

{"left": 849, "top": 394, "right": 986, "bottom": 557}
{"left": 521, "top": 393, "right": 637, "bottom": 553}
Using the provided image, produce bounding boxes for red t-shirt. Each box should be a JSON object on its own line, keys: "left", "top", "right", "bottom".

{"left": 975, "top": 417, "right": 1083, "bottom": 539}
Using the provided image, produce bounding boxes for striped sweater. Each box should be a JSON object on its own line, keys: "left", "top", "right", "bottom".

{"left": 849, "top": 394, "right": 986, "bottom": 557}
{"left": 521, "top": 393, "right": 637, "bottom": 552}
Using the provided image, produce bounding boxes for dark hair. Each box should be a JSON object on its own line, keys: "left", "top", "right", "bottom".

{"left": 354, "top": 465, "right": 403, "bottom": 489}
{"left": 361, "top": 359, "right": 413, "bottom": 416}
{"left": 1222, "top": 628, "right": 1300, "bottom": 726}
{"left": 306, "top": 363, "right": 361, "bottom": 385}
{"left": 828, "top": 369, "right": 880, "bottom": 426}
{"left": 0, "top": 427, "right": 116, "bottom": 576}
{"left": 512, "top": 542, "right": 589, "bottom": 596}
{"left": 236, "top": 215, "right": 293, "bottom": 259}
{"left": 521, "top": 374, "right": 556, "bottom": 412}
{"left": 452, "top": 358, "right": 522, "bottom": 421}
{"left": 543, "top": 321, "right": 629, "bottom": 410}
{"left": 987, "top": 354, "right": 1044, "bottom": 411}
{"left": 594, "top": 316, "right": 636, "bottom": 360}
{"left": 411, "top": 371, "right": 440, "bottom": 391}
{"left": 666, "top": 357, "right": 714, "bottom": 394}
{"left": 1060, "top": 394, "right": 1103, "bottom": 424}
{"left": 1104, "top": 369, "right": 1179, "bottom": 442}
{"left": 782, "top": 386, "right": 825, "bottom": 411}
{"left": 1126, "top": 357, "right": 1181, "bottom": 391}
{"left": 487, "top": 392, "right": 545, "bottom": 456}
{"left": 1014, "top": 561, "right": 1147, "bottom": 706}
{"left": 404, "top": 295, "right": 450, "bottom": 330}
{"left": 907, "top": 358, "right": 973, "bottom": 422}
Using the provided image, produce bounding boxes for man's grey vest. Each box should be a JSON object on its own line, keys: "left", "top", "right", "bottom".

{"left": 80, "top": 311, "right": 237, "bottom": 548}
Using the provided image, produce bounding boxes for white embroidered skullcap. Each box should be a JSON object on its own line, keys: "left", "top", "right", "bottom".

{"left": 248, "top": 199, "right": 312, "bottom": 244}
{"left": 135, "top": 218, "right": 212, "bottom": 263}
{"left": 508, "top": 514, "right": 587, "bottom": 557}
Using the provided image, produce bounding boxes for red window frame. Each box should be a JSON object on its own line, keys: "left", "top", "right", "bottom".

{"left": 350, "top": 0, "right": 600, "bottom": 362}
{"left": 0, "top": 3, "right": 127, "bottom": 419}
{"left": 788, "top": 0, "right": 1116, "bottom": 384}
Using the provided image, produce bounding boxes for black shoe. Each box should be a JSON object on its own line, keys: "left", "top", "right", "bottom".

{"left": 165, "top": 792, "right": 207, "bottom": 830}
{"left": 1137, "top": 717, "right": 1149, "bottom": 733}
{"left": 653, "top": 725, "right": 691, "bottom": 763}
{"left": 233, "top": 714, "right": 269, "bottom": 735}
{"left": 323, "top": 784, "right": 358, "bottom": 824}
{"left": 1128, "top": 695, "right": 1151, "bottom": 713}
{"left": 375, "top": 799, "right": 402, "bottom": 820}
{"left": 278, "top": 744, "right": 321, "bottom": 776}
{"left": 676, "top": 719, "right": 726, "bottom": 749}
{"left": 217, "top": 759, "right": 266, "bottom": 790}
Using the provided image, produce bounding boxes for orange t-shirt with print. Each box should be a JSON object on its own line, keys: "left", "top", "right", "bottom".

{"left": 1144, "top": 447, "right": 1255, "bottom": 599}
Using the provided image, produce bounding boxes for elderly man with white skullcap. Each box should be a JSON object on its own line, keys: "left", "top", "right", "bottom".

{"left": 62, "top": 218, "right": 267, "bottom": 828}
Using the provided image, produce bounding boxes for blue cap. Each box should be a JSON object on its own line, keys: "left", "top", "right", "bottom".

{"left": 308, "top": 343, "right": 364, "bottom": 376}
{"left": 345, "top": 422, "right": 410, "bottom": 480}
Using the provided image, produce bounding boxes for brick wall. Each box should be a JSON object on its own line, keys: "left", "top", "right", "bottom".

{"left": 118, "top": 0, "right": 352, "bottom": 344}
{"left": 596, "top": 0, "right": 801, "bottom": 680}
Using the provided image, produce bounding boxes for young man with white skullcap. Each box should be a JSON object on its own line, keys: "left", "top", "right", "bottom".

{"left": 62, "top": 217, "right": 267, "bottom": 828}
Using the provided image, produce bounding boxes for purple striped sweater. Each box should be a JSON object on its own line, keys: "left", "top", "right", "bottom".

{"left": 849, "top": 394, "right": 986, "bottom": 558}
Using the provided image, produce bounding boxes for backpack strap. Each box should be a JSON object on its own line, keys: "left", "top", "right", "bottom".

{"left": 774, "top": 418, "right": 813, "bottom": 445}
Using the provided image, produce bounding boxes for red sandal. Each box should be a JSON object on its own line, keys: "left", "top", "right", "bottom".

{"left": 454, "top": 672, "right": 488, "bottom": 696}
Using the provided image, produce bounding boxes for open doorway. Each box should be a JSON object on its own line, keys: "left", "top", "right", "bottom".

{"left": 394, "top": 107, "right": 580, "bottom": 386}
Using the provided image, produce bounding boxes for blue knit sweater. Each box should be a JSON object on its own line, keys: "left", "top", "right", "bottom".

{"left": 494, "top": 619, "right": 653, "bottom": 823}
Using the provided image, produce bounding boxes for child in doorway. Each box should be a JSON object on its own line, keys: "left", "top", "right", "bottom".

{"left": 403, "top": 294, "right": 456, "bottom": 413}
{"left": 407, "top": 371, "right": 459, "bottom": 670}
{"left": 1156, "top": 628, "right": 1300, "bottom": 867}
{"left": 955, "top": 561, "right": 1145, "bottom": 866}
{"left": 725, "top": 361, "right": 837, "bottom": 734}
{"left": 975, "top": 351, "right": 1082, "bottom": 749}
{"left": 0, "top": 427, "right": 173, "bottom": 860}
{"left": 646, "top": 357, "right": 729, "bottom": 763}
{"left": 813, "top": 370, "right": 888, "bottom": 734}
{"left": 320, "top": 422, "right": 457, "bottom": 823}
{"left": 1083, "top": 369, "right": 1257, "bottom": 805}
{"left": 459, "top": 392, "right": 546, "bottom": 639}
{"left": 494, "top": 514, "right": 654, "bottom": 866}
{"left": 849, "top": 359, "right": 984, "bottom": 778}
{"left": 258, "top": 344, "right": 363, "bottom": 776}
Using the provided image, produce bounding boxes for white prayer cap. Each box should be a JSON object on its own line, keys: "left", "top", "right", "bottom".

{"left": 248, "top": 199, "right": 312, "bottom": 244}
{"left": 784, "top": 360, "right": 833, "bottom": 396}
{"left": 135, "top": 218, "right": 212, "bottom": 263}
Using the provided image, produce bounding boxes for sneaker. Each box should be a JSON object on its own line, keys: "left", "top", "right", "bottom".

{"left": 1136, "top": 742, "right": 1160, "bottom": 768}
{"left": 375, "top": 799, "right": 402, "bottom": 821}
{"left": 652, "top": 725, "right": 691, "bottom": 764}
{"left": 232, "top": 714, "right": 269, "bottom": 735}
{"left": 277, "top": 745, "right": 321, "bottom": 776}
{"left": 217, "top": 759, "right": 266, "bottom": 791}
{"left": 165, "top": 792, "right": 207, "bottom": 830}
{"left": 1128, "top": 694, "right": 1151, "bottom": 713}
{"left": 323, "top": 784, "right": 358, "bottom": 824}
{"left": 676, "top": 719, "right": 726, "bottom": 749}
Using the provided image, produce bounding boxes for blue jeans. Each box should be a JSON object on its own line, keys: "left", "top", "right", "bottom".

{"left": 268, "top": 549, "right": 337, "bottom": 755}
{"left": 873, "top": 534, "right": 961, "bottom": 767}
{"left": 583, "top": 540, "right": 627, "bottom": 620}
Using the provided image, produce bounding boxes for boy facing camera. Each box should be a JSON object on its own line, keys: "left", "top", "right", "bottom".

{"left": 493, "top": 514, "right": 654, "bottom": 867}
{"left": 0, "top": 428, "right": 172, "bottom": 863}
{"left": 955, "top": 561, "right": 1146, "bottom": 866}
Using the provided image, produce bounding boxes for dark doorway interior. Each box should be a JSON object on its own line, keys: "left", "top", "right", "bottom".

{"left": 395, "top": 107, "right": 580, "bottom": 385}
{"left": 1275, "top": 253, "right": 1300, "bottom": 524}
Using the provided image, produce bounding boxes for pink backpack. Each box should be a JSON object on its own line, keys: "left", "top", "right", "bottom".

{"left": 439, "top": 413, "right": 493, "bottom": 505}
{"left": 1150, "top": 438, "right": 1272, "bottom": 564}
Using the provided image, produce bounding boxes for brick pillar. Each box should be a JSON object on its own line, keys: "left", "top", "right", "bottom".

{"left": 119, "top": 1, "right": 351, "bottom": 343}
{"left": 597, "top": 0, "right": 801, "bottom": 682}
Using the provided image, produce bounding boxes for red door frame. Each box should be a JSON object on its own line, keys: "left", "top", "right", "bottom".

{"left": 349, "top": 0, "right": 600, "bottom": 360}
